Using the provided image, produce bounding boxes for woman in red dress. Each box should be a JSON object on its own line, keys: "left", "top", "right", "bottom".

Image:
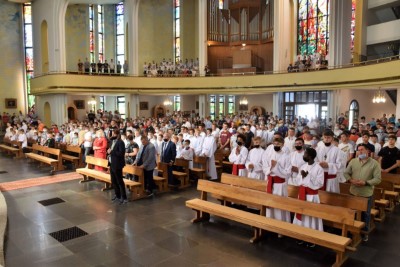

{"left": 92, "top": 129, "right": 108, "bottom": 171}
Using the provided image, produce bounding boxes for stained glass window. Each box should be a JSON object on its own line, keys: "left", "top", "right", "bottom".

{"left": 209, "top": 95, "right": 216, "bottom": 120}
{"left": 23, "top": 3, "right": 35, "bottom": 108}
{"left": 115, "top": 2, "right": 125, "bottom": 70}
{"left": 174, "top": 0, "right": 181, "bottom": 63}
{"left": 218, "top": 96, "right": 225, "bottom": 116}
{"left": 219, "top": 0, "right": 224, "bottom": 9}
{"left": 89, "top": 5, "right": 94, "bottom": 62}
{"left": 297, "top": 0, "right": 330, "bottom": 56}
{"left": 98, "top": 5, "right": 105, "bottom": 62}
{"left": 228, "top": 95, "right": 235, "bottom": 114}
{"left": 174, "top": 96, "right": 181, "bottom": 111}
{"left": 351, "top": 0, "right": 356, "bottom": 52}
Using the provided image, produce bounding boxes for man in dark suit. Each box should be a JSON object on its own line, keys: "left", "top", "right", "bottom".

{"left": 108, "top": 129, "right": 127, "bottom": 204}
{"left": 161, "top": 133, "right": 178, "bottom": 186}
{"left": 134, "top": 135, "right": 156, "bottom": 195}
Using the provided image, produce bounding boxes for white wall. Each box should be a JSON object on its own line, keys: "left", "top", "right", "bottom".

{"left": 67, "top": 95, "right": 94, "bottom": 121}
{"left": 181, "top": 95, "right": 196, "bottom": 112}
{"left": 236, "top": 93, "right": 274, "bottom": 114}
{"left": 337, "top": 89, "right": 396, "bottom": 120}
{"left": 367, "top": 19, "right": 400, "bottom": 45}
{"left": 137, "top": 95, "right": 164, "bottom": 118}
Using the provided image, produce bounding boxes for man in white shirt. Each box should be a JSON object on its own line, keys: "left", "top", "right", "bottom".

{"left": 134, "top": 129, "right": 142, "bottom": 148}
{"left": 316, "top": 130, "right": 342, "bottom": 193}
{"left": 17, "top": 129, "right": 28, "bottom": 152}
{"left": 284, "top": 127, "right": 297, "bottom": 152}
{"left": 262, "top": 137, "right": 291, "bottom": 223}
{"left": 338, "top": 132, "right": 355, "bottom": 164}
{"left": 245, "top": 137, "right": 264, "bottom": 180}
{"left": 201, "top": 128, "right": 217, "bottom": 180}
{"left": 83, "top": 128, "right": 93, "bottom": 163}
{"left": 228, "top": 134, "right": 248, "bottom": 177}
{"left": 179, "top": 140, "right": 194, "bottom": 169}
{"left": 288, "top": 138, "right": 306, "bottom": 185}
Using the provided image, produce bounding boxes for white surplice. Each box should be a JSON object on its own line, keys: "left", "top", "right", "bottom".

{"left": 180, "top": 147, "right": 194, "bottom": 169}
{"left": 292, "top": 162, "right": 325, "bottom": 231}
{"left": 228, "top": 146, "right": 248, "bottom": 177}
{"left": 284, "top": 136, "right": 296, "bottom": 152}
{"left": 288, "top": 150, "right": 306, "bottom": 186}
{"left": 201, "top": 135, "right": 218, "bottom": 180}
{"left": 315, "top": 145, "right": 342, "bottom": 193}
{"left": 245, "top": 147, "right": 265, "bottom": 180}
{"left": 262, "top": 145, "right": 291, "bottom": 222}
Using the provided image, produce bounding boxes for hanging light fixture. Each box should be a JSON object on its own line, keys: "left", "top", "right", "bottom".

{"left": 239, "top": 96, "right": 248, "bottom": 105}
{"left": 87, "top": 96, "right": 96, "bottom": 110}
{"left": 372, "top": 88, "right": 386, "bottom": 104}
{"left": 163, "top": 96, "right": 172, "bottom": 106}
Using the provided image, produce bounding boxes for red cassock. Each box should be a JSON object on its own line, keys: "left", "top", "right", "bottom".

{"left": 93, "top": 137, "right": 108, "bottom": 171}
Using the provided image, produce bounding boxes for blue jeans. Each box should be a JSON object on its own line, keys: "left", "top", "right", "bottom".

{"left": 362, "top": 196, "right": 373, "bottom": 232}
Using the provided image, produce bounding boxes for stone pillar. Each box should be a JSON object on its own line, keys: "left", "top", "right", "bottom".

{"left": 272, "top": 92, "right": 283, "bottom": 118}
{"left": 273, "top": 0, "right": 296, "bottom": 72}
{"left": 329, "top": 0, "right": 352, "bottom": 67}
{"left": 129, "top": 94, "right": 140, "bottom": 119}
{"left": 353, "top": 0, "right": 368, "bottom": 63}
{"left": 327, "top": 90, "right": 339, "bottom": 121}
{"left": 36, "top": 94, "right": 68, "bottom": 125}
{"left": 32, "top": 0, "right": 69, "bottom": 74}
{"left": 198, "top": 94, "right": 206, "bottom": 119}
{"left": 198, "top": 0, "right": 207, "bottom": 76}
{"left": 125, "top": 0, "right": 140, "bottom": 76}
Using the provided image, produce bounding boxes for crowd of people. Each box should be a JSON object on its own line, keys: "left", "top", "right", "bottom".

{"left": 287, "top": 54, "right": 329, "bottom": 72}
{"left": 77, "top": 58, "right": 129, "bottom": 75}
{"left": 1, "top": 109, "right": 399, "bottom": 239}
{"left": 143, "top": 58, "right": 200, "bottom": 77}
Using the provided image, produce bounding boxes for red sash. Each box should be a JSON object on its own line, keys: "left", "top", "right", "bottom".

{"left": 232, "top": 164, "right": 246, "bottom": 176}
{"left": 322, "top": 172, "right": 336, "bottom": 191}
{"left": 296, "top": 186, "right": 319, "bottom": 221}
{"left": 266, "top": 175, "right": 285, "bottom": 194}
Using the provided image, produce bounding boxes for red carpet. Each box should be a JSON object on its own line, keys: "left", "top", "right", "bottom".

{"left": 0, "top": 172, "right": 82, "bottom": 192}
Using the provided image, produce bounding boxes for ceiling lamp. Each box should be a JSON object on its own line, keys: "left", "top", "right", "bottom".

{"left": 163, "top": 96, "right": 172, "bottom": 106}
{"left": 239, "top": 96, "right": 248, "bottom": 105}
{"left": 372, "top": 88, "right": 386, "bottom": 104}
{"left": 88, "top": 96, "right": 96, "bottom": 108}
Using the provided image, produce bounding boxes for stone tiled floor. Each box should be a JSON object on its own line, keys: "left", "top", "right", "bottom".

{"left": 1, "top": 155, "right": 400, "bottom": 266}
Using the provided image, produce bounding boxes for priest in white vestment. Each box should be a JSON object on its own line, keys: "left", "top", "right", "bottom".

{"left": 262, "top": 137, "right": 291, "bottom": 222}
{"left": 293, "top": 148, "right": 324, "bottom": 231}
{"left": 228, "top": 134, "right": 248, "bottom": 177}
{"left": 315, "top": 130, "right": 342, "bottom": 193}
{"left": 201, "top": 128, "right": 218, "bottom": 180}
{"left": 288, "top": 138, "right": 306, "bottom": 185}
{"left": 245, "top": 137, "right": 265, "bottom": 180}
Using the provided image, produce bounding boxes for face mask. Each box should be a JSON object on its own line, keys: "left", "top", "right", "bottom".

{"left": 253, "top": 145, "right": 260, "bottom": 148}
{"left": 302, "top": 156, "right": 308, "bottom": 162}
{"left": 358, "top": 153, "right": 367, "bottom": 160}
{"left": 237, "top": 141, "right": 243, "bottom": 146}
{"left": 295, "top": 145, "right": 303, "bottom": 151}
{"left": 274, "top": 146, "right": 281, "bottom": 152}
{"left": 324, "top": 142, "right": 331, "bottom": 147}
{"left": 163, "top": 138, "right": 168, "bottom": 142}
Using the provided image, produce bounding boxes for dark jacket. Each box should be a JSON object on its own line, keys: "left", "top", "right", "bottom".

{"left": 109, "top": 139, "right": 126, "bottom": 170}
{"left": 160, "top": 141, "right": 176, "bottom": 164}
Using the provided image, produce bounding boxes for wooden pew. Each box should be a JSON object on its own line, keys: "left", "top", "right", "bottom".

{"left": 25, "top": 144, "right": 63, "bottom": 174}
{"left": 377, "top": 180, "right": 399, "bottom": 212}
{"left": 173, "top": 158, "right": 190, "bottom": 188}
{"left": 214, "top": 151, "right": 225, "bottom": 179}
{"left": 340, "top": 182, "right": 387, "bottom": 224}
{"left": 0, "top": 137, "right": 22, "bottom": 159}
{"left": 380, "top": 172, "right": 400, "bottom": 208}
{"left": 187, "top": 179, "right": 354, "bottom": 267}
{"left": 154, "top": 162, "right": 168, "bottom": 192}
{"left": 26, "top": 137, "right": 37, "bottom": 152}
{"left": 77, "top": 156, "right": 144, "bottom": 199}
{"left": 61, "top": 145, "right": 83, "bottom": 169}
{"left": 189, "top": 156, "right": 208, "bottom": 180}
{"left": 219, "top": 174, "right": 367, "bottom": 247}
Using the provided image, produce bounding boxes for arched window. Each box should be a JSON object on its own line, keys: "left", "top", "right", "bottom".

{"left": 297, "top": 0, "right": 330, "bottom": 56}
{"left": 348, "top": 100, "right": 359, "bottom": 129}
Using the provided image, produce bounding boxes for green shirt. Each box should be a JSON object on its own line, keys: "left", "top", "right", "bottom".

{"left": 344, "top": 157, "right": 381, "bottom": 197}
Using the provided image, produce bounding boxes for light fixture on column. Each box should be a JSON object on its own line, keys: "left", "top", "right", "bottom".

{"left": 372, "top": 88, "right": 386, "bottom": 104}
{"left": 239, "top": 96, "right": 248, "bottom": 105}
{"left": 163, "top": 96, "right": 172, "bottom": 106}
{"left": 88, "top": 96, "right": 96, "bottom": 110}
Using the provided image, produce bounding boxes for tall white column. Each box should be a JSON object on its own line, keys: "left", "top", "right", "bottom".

{"left": 125, "top": 0, "right": 140, "bottom": 76}
{"left": 36, "top": 94, "right": 68, "bottom": 125}
{"left": 198, "top": 94, "right": 206, "bottom": 119}
{"left": 129, "top": 94, "right": 140, "bottom": 119}
{"left": 273, "top": 0, "right": 296, "bottom": 72}
{"left": 327, "top": 90, "right": 339, "bottom": 121}
{"left": 272, "top": 93, "right": 283, "bottom": 118}
{"left": 198, "top": 0, "right": 207, "bottom": 76}
{"left": 32, "top": 0, "right": 69, "bottom": 74}
{"left": 328, "top": 0, "right": 352, "bottom": 67}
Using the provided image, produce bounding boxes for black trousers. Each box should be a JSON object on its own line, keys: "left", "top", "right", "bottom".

{"left": 110, "top": 167, "right": 127, "bottom": 200}
{"left": 167, "top": 165, "right": 179, "bottom": 185}
{"left": 144, "top": 169, "right": 155, "bottom": 192}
